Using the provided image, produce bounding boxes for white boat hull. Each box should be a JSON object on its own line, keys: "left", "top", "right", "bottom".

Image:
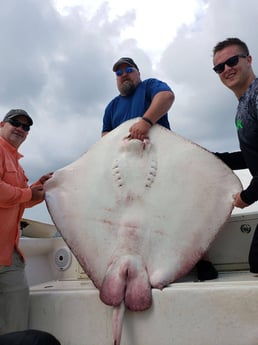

{"left": 28, "top": 276, "right": 258, "bottom": 345}
{"left": 20, "top": 211, "right": 258, "bottom": 345}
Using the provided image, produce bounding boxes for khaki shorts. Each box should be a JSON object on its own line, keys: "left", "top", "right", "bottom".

{"left": 0, "top": 251, "right": 29, "bottom": 334}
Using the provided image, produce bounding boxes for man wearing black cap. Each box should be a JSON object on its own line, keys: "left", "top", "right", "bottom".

{"left": 102, "top": 59, "right": 218, "bottom": 281}
{"left": 0, "top": 109, "right": 53, "bottom": 334}
{"left": 102, "top": 57, "right": 175, "bottom": 141}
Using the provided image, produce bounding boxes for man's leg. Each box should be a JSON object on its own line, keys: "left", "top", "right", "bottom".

{"left": 0, "top": 252, "right": 29, "bottom": 334}
{"left": 249, "top": 224, "right": 258, "bottom": 273}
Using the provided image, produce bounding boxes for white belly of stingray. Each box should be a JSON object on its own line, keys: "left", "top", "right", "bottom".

{"left": 45, "top": 118, "right": 242, "bottom": 312}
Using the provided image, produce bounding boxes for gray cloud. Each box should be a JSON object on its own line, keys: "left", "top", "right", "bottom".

{"left": 159, "top": 0, "right": 258, "bottom": 153}
{"left": 1, "top": 0, "right": 257, "bottom": 221}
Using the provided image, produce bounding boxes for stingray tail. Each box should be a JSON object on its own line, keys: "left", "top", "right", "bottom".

{"left": 112, "top": 302, "right": 125, "bottom": 345}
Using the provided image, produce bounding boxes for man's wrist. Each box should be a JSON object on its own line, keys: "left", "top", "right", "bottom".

{"left": 142, "top": 117, "right": 153, "bottom": 126}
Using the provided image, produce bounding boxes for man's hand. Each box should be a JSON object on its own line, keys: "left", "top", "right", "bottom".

{"left": 39, "top": 172, "right": 53, "bottom": 184}
{"left": 31, "top": 185, "right": 45, "bottom": 201}
{"left": 129, "top": 119, "right": 151, "bottom": 140}
{"left": 233, "top": 192, "right": 249, "bottom": 209}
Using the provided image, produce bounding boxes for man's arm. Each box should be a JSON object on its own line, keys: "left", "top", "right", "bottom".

{"left": 129, "top": 90, "right": 175, "bottom": 140}
{"left": 214, "top": 151, "right": 247, "bottom": 169}
{"left": 141, "top": 90, "right": 175, "bottom": 124}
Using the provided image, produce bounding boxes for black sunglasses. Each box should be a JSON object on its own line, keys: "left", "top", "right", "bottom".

{"left": 213, "top": 54, "right": 248, "bottom": 74}
{"left": 7, "top": 118, "right": 31, "bottom": 132}
{"left": 115, "top": 66, "right": 135, "bottom": 76}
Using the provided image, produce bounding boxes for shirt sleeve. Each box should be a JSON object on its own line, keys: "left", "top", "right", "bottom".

{"left": 0, "top": 150, "right": 32, "bottom": 208}
{"left": 214, "top": 151, "right": 247, "bottom": 170}
{"left": 145, "top": 78, "right": 173, "bottom": 100}
{"left": 102, "top": 100, "right": 114, "bottom": 133}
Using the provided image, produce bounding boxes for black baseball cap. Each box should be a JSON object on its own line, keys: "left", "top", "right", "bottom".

{"left": 3, "top": 109, "right": 33, "bottom": 126}
{"left": 112, "top": 57, "right": 139, "bottom": 72}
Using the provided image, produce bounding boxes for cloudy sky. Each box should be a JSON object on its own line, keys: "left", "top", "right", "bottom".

{"left": 1, "top": 0, "right": 257, "bottom": 223}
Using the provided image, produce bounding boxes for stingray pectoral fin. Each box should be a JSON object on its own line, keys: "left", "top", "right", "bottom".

{"left": 100, "top": 255, "right": 151, "bottom": 311}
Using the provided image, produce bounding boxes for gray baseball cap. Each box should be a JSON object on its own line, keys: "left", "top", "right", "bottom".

{"left": 3, "top": 109, "right": 33, "bottom": 126}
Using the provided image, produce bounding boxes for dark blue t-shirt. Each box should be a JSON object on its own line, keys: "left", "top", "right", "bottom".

{"left": 102, "top": 78, "right": 172, "bottom": 132}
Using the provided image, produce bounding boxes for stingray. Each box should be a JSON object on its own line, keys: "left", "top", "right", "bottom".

{"left": 44, "top": 119, "right": 242, "bottom": 345}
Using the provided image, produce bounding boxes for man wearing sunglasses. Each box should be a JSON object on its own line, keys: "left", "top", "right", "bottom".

{"left": 102, "top": 58, "right": 218, "bottom": 281}
{"left": 213, "top": 38, "right": 258, "bottom": 273}
{"left": 0, "top": 109, "right": 53, "bottom": 334}
{"left": 101, "top": 57, "right": 175, "bottom": 141}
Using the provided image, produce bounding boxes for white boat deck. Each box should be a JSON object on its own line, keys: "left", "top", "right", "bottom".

{"left": 28, "top": 271, "right": 258, "bottom": 345}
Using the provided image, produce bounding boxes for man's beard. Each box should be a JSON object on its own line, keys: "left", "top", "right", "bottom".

{"left": 119, "top": 80, "right": 136, "bottom": 96}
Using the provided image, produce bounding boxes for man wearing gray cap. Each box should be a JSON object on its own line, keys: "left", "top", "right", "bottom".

{"left": 101, "top": 57, "right": 175, "bottom": 140}
{"left": 0, "top": 109, "right": 53, "bottom": 334}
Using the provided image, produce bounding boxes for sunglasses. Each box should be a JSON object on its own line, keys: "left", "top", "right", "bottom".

{"left": 115, "top": 66, "right": 135, "bottom": 76}
{"left": 213, "top": 54, "right": 248, "bottom": 74}
{"left": 7, "top": 118, "right": 31, "bottom": 132}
